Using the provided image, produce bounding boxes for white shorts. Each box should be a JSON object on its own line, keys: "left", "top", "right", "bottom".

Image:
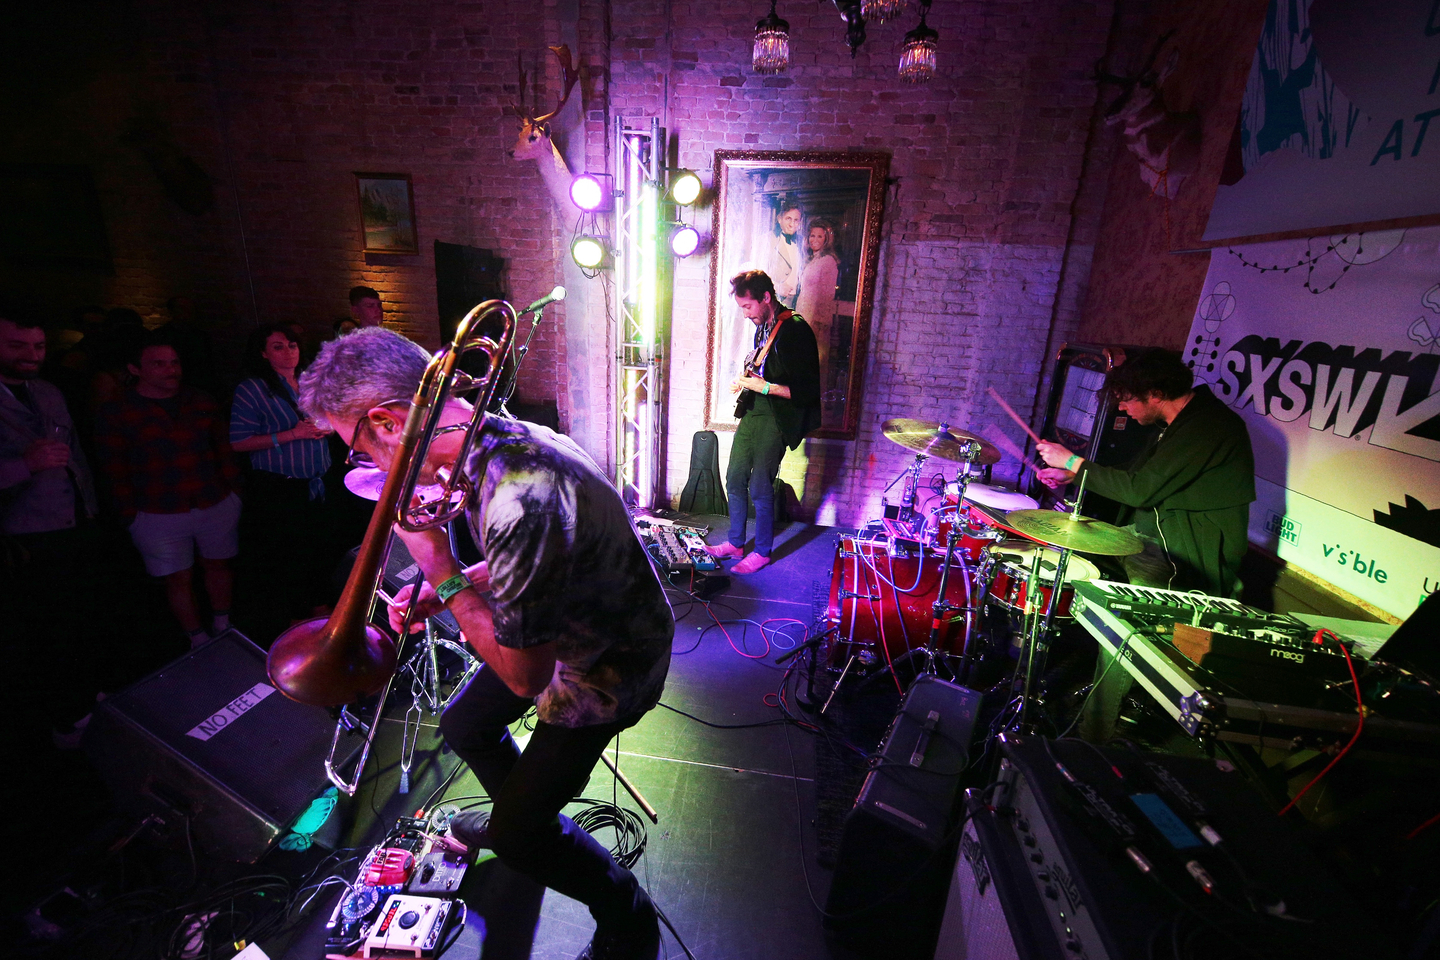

{"left": 129, "top": 493, "right": 242, "bottom": 577}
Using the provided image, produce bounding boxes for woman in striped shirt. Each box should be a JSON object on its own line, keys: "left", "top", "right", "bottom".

{"left": 230, "top": 323, "right": 334, "bottom": 636}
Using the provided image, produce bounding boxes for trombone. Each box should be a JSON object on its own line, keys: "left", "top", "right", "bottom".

{"left": 266, "top": 299, "right": 517, "bottom": 794}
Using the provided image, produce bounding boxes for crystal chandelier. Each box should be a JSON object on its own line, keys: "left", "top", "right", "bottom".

{"left": 899, "top": 0, "right": 938, "bottom": 83}
{"left": 752, "top": 0, "right": 791, "bottom": 74}
{"left": 861, "top": 0, "right": 906, "bottom": 24}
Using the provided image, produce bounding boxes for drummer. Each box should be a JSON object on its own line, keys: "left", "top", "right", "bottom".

{"left": 1034, "top": 349, "right": 1255, "bottom": 738}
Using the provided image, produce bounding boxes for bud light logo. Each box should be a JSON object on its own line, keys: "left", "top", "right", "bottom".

{"left": 1264, "top": 511, "right": 1301, "bottom": 545}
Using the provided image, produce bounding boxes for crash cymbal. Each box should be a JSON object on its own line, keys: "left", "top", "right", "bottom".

{"left": 343, "top": 466, "right": 388, "bottom": 501}
{"left": 1003, "top": 509, "right": 1143, "bottom": 556}
{"left": 343, "top": 466, "right": 446, "bottom": 504}
{"left": 881, "top": 418, "right": 1000, "bottom": 465}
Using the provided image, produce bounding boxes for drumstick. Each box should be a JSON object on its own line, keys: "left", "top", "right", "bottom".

{"left": 986, "top": 387, "right": 1043, "bottom": 445}
{"left": 979, "top": 423, "right": 1044, "bottom": 472}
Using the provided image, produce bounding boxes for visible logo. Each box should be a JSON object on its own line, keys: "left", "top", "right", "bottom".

{"left": 1321, "top": 543, "right": 1389, "bottom": 584}
{"left": 1263, "top": 511, "right": 1301, "bottom": 545}
{"left": 1270, "top": 648, "right": 1305, "bottom": 663}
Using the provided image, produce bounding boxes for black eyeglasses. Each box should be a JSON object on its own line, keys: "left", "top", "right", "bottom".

{"left": 345, "top": 398, "right": 410, "bottom": 470}
{"left": 345, "top": 401, "right": 473, "bottom": 470}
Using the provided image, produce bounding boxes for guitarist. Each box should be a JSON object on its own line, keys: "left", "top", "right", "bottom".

{"left": 707, "top": 270, "right": 821, "bottom": 574}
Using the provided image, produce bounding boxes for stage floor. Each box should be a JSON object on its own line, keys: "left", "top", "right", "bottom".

{"left": 276, "top": 515, "right": 847, "bottom": 960}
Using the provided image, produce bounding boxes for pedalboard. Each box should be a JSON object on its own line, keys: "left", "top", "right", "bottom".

{"left": 323, "top": 813, "right": 471, "bottom": 960}
{"left": 638, "top": 519, "right": 719, "bottom": 572}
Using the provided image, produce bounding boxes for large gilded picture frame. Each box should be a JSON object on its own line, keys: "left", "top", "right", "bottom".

{"left": 704, "top": 151, "right": 889, "bottom": 440}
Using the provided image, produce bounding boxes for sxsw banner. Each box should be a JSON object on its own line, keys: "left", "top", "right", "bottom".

{"left": 1185, "top": 226, "right": 1440, "bottom": 619}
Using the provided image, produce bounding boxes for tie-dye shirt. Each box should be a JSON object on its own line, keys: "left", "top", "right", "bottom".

{"left": 462, "top": 418, "right": 674, "bottom": 727}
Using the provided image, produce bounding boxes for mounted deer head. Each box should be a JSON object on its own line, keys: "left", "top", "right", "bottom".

{"left": 508, "top": 45, "right": 581, "bottom": 214}
{"left": 1095, "top": 31, "right": 1202, "bottom": 201}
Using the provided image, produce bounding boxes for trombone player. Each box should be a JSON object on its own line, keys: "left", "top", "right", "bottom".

{"left": 298, "top": 326, "right": 673, "bottom": 960}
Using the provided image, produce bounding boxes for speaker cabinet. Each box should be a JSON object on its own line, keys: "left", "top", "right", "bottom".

{"left": 825, "top": 675, "right": 983, "bottom": 959}
{"left": 84, "top": 630, "right": 347, "bottom": 863}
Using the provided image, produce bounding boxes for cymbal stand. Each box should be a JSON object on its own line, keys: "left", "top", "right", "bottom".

{"left": 1016, "top": 473, "right": 1086, "bottom": 733}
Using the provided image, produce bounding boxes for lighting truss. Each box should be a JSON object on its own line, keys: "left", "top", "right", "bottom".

{"left": 611, "top": 117, "right": 668, "bottom": 508}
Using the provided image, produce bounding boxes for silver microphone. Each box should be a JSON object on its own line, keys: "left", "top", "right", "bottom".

{"left": 523, "top": 286, "right": 567, "bottom": 314}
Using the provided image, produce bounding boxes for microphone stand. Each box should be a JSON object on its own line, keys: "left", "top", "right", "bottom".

{"left": 494, "top": 299, "right": 553, "bottom": 412}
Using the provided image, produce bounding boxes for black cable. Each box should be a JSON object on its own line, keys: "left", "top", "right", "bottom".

{"left": 658, "top": 700, "right": 790, "bottom": 730}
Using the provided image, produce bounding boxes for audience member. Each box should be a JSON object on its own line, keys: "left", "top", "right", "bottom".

{"left": 0, "top": 308, "right": 102, "bottom": 747}
{"left": 89, "top": 308, "right": 147, "bottom": 411}
{"left": 158, "top": 295, "right": 220, "bottom": 395}
{"left": 349, "top": 286, "right": 384, "bottom": 327}
{"left": 332, "top": 316, "right": 359, "bottom": 338}
{"left": 95, "top": 334, "right": 240, "bottom": 648}
{"left": 229, "top": 323, "right": 334, "bottom": 635}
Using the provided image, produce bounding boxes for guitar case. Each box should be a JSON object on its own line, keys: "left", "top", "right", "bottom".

{"left": 679, "top": 430, "right": 726, "bottom": 515}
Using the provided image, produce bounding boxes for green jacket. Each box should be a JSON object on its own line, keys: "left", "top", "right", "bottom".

{"left": 1078, "top": 386, "right": 1255, "bottom": 597}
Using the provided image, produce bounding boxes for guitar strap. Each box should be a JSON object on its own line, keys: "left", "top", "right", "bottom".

{"left": 750, "top": 310, "right": 788, "bottom": 376}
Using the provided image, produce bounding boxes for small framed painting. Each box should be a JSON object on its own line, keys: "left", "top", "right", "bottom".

{"left": 355, "top": 173, "right": 418, "bottom": 254}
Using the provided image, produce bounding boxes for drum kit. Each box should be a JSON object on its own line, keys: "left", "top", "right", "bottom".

{"left": 824, "top": 417, "right": 1143, "bottom": 731}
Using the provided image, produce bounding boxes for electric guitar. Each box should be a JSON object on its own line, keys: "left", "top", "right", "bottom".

{"left": 733, "top": 312, "right": 789, "bottom": 419}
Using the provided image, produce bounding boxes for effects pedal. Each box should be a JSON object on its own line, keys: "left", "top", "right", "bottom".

{"left": 362, "top": 895, "right": 455, "bottom": 959}
{"left": 406, "top": 849, "right": 468, "bottom": 897}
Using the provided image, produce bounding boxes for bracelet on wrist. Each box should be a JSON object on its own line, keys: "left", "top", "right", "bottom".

{"left": 435, "top": 573, "right": 474, "bottom": 604}
{"left": 270, "top": 432, "right": 280, "bottom": 449}
{"left": 1064, "top": 454, "right": 1081, "bottom": 472}
{"left": 761, "top": 381, "right": 771, "bottom": 396}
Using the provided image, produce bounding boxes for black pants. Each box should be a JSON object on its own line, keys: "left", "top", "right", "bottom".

{"left": 239, "top": 471, "right": 329, "bottom": 631}
{"left": 725, "top": 409, "right": 785, "bottom": 556}
{"left": 7, "top": 523, "right": 104, "bottom": 726}
{"left": 438, "top": 666, "right": 651, "bottom": 929}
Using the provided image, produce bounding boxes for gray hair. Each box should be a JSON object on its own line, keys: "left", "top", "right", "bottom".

{"left": 298, "top": 326, "right": 431, "bottom": 429}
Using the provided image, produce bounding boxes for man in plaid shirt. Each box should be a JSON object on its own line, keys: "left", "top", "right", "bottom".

{"left": 95, "top": 334, "right": 241, "bottom": 647}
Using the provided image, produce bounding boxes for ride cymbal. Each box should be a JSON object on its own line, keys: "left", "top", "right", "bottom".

{"left": 881, "top": 418, "right": 1000, "bottom": 465}
{"left": 1003, "top": 509, "right": 1143, "bottom": 556}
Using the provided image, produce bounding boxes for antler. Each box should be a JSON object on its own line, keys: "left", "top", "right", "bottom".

{"left": 532, "top": 45, "right": 580, "bottom": 126}
{"left": 1093, "top": 29, "right": 1175, "bottom": 87}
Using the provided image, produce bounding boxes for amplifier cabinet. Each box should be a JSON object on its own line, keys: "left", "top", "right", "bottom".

{"left": 825, "top": 676, "right": 982, "bottom": 959}
{"left": 83, "top": 630, "right": 347, "bottom": 863}
{"left": 951, "top": 734, "right": 1387, "bottom": 960}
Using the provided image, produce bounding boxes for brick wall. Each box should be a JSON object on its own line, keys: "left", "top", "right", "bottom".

{"left": 601, "top": 0, "right": 1116, "bottom": 524}
{"left": 5, "top": 0, "right": 1120, "bottom": 530}
{"left": 2, "top": 0, "right": 573, "bottom": 410}
{"left": 1076, "top": 0, "right": 1268, "bottom": 349}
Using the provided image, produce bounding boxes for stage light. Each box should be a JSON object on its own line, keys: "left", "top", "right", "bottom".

{"left": 569, "top": 172, "right": 613, "bottom": 212}
{"left": 670, "top": 225, "right": 701, "bottom": 258}
{"left": 571, "top": 236, "right": 607, "bottom": 269}
{"left": 670, "top": 171, "right": 702, "bottom": 206}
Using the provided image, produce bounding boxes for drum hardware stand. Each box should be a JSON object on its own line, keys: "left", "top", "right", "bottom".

{"left": 1015, "top": 474, "right": 1086, "bottom": 733}
{"left": 322, "top": 544, "right": 482, "bottom": 796}
{"left": 775, "top": 624, "right": 833, "bottom": 711}
{"left": 879, "top": 443, "right": 986, "bottom": 688}
{"left": 879, "top": 453, "right": 932, "bottom": 539}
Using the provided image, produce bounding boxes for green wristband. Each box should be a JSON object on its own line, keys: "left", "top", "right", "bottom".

{"left": 1064, "top": 454, "right": 1081, "bottom": 472}
{"left": 762, "top": 381, "right": 771, "bottom": 395}
{"left": 435, "top": 573, "right": 474, "bottom": 603}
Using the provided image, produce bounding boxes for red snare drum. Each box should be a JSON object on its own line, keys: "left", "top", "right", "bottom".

{"left": 982, "top": 541, "right": 1099, "bottom": 620}
{"left": 825, "top": 535, "right": 975, "bottom": 665}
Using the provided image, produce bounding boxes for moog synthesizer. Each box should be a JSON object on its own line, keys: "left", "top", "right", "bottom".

{"left": 1070, "top": 579, "right": 1440, "bottom": 752}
